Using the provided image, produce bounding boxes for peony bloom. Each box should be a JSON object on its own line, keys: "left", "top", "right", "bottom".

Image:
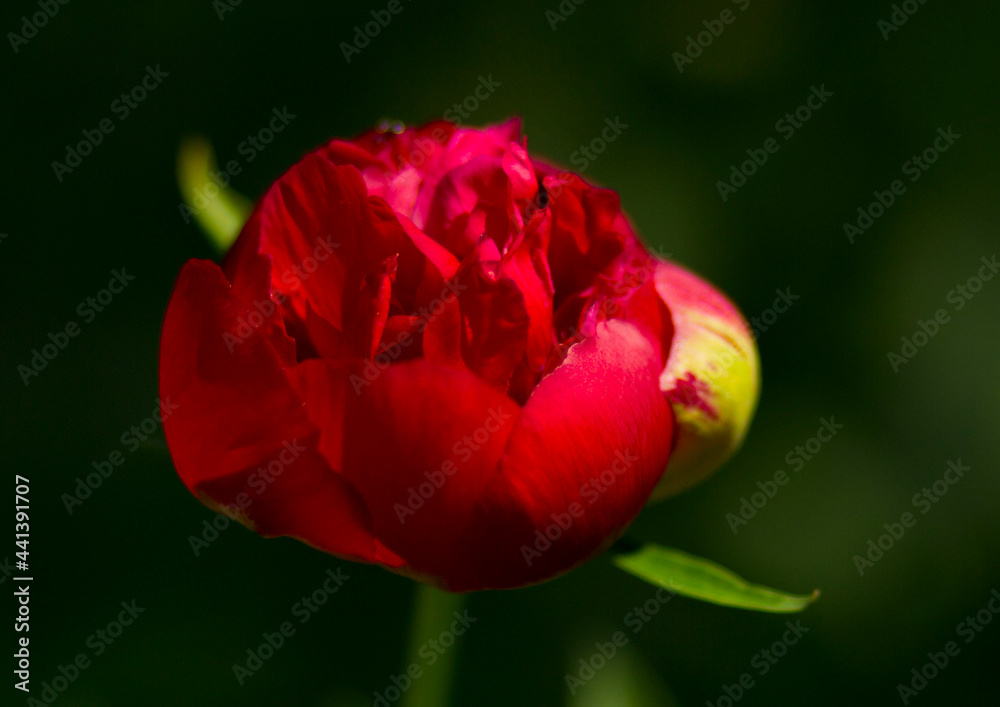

{"left": 161, "top": 118, "right": 759, "bottom": 591}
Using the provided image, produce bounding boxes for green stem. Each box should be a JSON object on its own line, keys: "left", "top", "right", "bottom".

{"left": 400, "top": 585, "right": 466, "bottom": 707}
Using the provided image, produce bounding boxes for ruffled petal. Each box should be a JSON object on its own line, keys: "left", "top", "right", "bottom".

{"left": 159, "top": 257, "right": 397, "bottom": 565}
{"left": 287, "top": 357, "right": 520, "bottom": 586}
{"left": 448, "top": 319, "right": 674, "bottom": 590}
{"left": 501, "top": 211, "right": 555, "bottom": 400}
{"left": 225, "top": 156, "right": 456, "bottom": 361}
{"left": 541, "top": 173, "right": 634, "bottom": 306}
{"left": 454, "top": 238, "right": 530, "bottom": 391}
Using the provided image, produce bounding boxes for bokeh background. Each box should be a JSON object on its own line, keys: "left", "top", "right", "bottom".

{"left": 3, "top": 0, "right": 999, "bottom": 705}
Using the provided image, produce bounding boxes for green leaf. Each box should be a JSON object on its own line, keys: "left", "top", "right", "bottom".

{"left": 176, "top": 136, "right": 253, "bottom": 254}
{"left": 610, "top": 540, "right": 819, "bottom": 613}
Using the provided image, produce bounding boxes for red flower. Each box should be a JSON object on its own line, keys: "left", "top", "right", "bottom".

{"left": 161, "top": 119, "right": 759, "bottom": 591}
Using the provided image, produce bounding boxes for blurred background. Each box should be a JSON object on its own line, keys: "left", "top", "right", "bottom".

{"left": 3, "top": 0, "right": 999, "bottom": 704}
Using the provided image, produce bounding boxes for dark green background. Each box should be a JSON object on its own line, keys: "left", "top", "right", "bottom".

{"left": 3, "top": 0, "right": 999, "bottom": 704}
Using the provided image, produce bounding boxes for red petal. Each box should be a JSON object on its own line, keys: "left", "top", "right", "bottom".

{"left": 421, "top": 155, "right": 516, "bottom": 258}
{"left": 449, "top": 319, "right": 675, "bottom": 590}
{"left": 225, "top": 155, "right": 456, "bottom": 361}
{"left": 287, "top": 357, "right": 520, "bottom": 586}
{"left": 159, "top": 258, "right": 397, "bottom": 566}
{"left": 542, "top": 174, "right": 634, "bottom": 306}
{"left": 455, "top": 238, "right": 530, "bottom": 390}
{"left": 501, "top": 212, "right": 555, "bottom": 399}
